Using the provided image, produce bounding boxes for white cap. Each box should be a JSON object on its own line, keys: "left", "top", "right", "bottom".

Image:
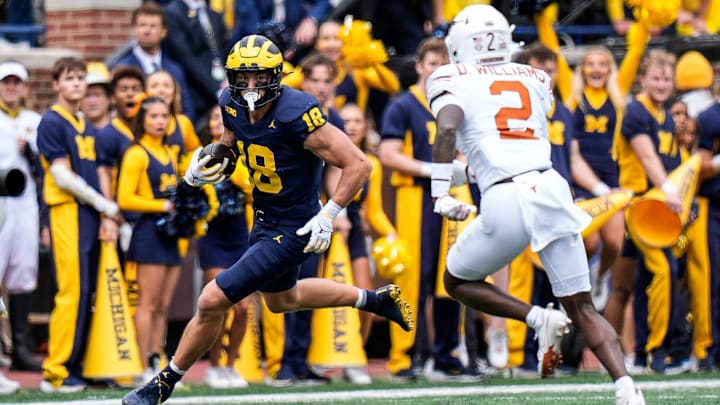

{"left": 86, "top": 61, "right": 110, "bottom": 86}
{"left": 0, "top": 61, "right": 29, "bottom": 82}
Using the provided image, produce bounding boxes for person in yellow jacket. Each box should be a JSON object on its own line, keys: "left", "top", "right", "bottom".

{"left": 536, "top": 3, "right": 650, "bottom": 320}
{"left": 117, "top": 95, "right": 182, "bottom": 383}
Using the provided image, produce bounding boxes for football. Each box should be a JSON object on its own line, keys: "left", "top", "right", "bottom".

{"left": 199, "top": 143, "right": 237, "bottom": 176}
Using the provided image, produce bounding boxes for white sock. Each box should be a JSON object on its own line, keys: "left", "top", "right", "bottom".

{"left": 353, "top": 288, "right": 366, "bottom": 308}
{"left": 169, "top": 359, "right": 186, "bottom": 375}
{"left": 614, "top": 375, "right": 634, "bottom": 394}
{"left": 525, "top": 305, "right": 544, "bottom": 330}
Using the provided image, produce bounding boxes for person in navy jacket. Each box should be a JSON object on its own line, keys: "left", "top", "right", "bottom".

{"left": 113, "top": 2, "right": 195, "bottom": 122}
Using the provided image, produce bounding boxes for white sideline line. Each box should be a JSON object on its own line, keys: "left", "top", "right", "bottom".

{"left": 20, "top": 379, "right": 720, "bottom": 405}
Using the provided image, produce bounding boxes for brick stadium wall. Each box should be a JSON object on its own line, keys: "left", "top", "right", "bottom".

{"left": 45, "top": 9, "right": 133, "bottom": 63}
{"left": 26, "top": 68, "right": 54, "bottom": 113}
{"left": 23, "top": 0, "right": 140, "bottom": 111}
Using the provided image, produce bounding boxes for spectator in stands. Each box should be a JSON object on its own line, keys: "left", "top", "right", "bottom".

{"left": 38, "top": 57, "right": 119, "bottom": 393}
{"left": 163, "top": 0, "right": 228, "bottom": 125}
{"left": 81, "top": 62, "right": 112, "bottom": 130}
{"left": 0, "top": 60, "right": 43, "bottom": 378}
{"left": 230, "top": 0, "right": 334, "bottom": 64}
{"left": 114, "top": 1, "right": 195, "bottom": 122}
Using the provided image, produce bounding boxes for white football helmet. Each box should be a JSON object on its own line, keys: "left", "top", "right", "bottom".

{"left": 445, "top": 4, "right": 515, "bottom": 66}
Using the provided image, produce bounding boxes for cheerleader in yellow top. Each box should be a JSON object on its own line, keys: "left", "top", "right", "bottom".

{"left": 145, "top": 70, "right": 202, "bottom": 173}
{"left": 116, "top": 96, "right": 181, "bottom": 380}
{"left": 283, "top": 20, "right": 400, "bottom": 112}
{"left": 536, "top": 3, "right": 650, "bottom": 312}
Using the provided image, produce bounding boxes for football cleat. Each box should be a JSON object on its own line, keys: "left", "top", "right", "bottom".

{"left": 535, "top": 303, "right": 571, "bottom": 378}
{"left": 375, "top": 284, "right": 414, "bottom": 332}
{"left": 122, "top": 371, "right": 177, "bottom": 405}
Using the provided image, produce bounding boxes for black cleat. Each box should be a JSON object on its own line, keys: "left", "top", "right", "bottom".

{"left": 375, "top": 284, "right": 414, "bottom": 332}
{"left": 122, "top": 371, "right": 176, "bottom": 405}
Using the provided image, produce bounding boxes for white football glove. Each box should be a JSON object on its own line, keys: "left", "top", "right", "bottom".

{"left": 183, "top": 148, "right": 227, "bottom": 187}
{"left": 296, "top": 200, "right": 343, "bottom": 253}
{"left": 434, "top": 194, "right": 477, "bottom": 221}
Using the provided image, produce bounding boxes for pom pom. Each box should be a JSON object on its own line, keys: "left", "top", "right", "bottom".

{"left": 626, "top": 0, "right": 681, "bottom": 29}
{"left": 339, "top": 16, "right": 388, "bottom": 69}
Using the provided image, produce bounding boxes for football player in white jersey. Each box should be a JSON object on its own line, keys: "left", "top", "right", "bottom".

{"left": 427, "top": 5, "right": 644, "bottom": 405}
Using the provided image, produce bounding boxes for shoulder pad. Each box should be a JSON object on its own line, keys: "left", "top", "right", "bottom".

{"left": 275, "top": 87, "right": 320, "bottom": 124}
{"left": 218, "top": 87, "right": 232, "bottom": 106}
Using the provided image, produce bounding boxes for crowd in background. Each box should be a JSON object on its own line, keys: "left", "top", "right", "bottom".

{"left": 0, "top": 0, "right": 719, "bottom": 395}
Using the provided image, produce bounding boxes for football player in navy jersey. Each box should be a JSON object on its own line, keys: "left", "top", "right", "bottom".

{"left": 122, "top": 34, "right": 414, "bottom": 405}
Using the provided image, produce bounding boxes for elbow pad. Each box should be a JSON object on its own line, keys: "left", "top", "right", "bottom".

{"left": 49, "top": 163, "right": 118, "bottom": 217}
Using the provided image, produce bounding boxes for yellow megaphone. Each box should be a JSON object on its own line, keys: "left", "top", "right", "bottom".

{"left": 526, "top": 189, "right": 634, "bottom": 269}
{"left": 577, "top": 189, "right": 635, "bottom": 238}
{"left": 625, "top": 154, "right": 701, "bottom": 248}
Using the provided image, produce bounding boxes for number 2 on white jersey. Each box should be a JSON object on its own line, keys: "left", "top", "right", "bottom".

{"left": 490, "top": 81, "right": 536, "bottom": 140}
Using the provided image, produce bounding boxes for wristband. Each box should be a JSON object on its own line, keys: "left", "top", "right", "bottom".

{"left": 661, "top": 180, "right": 678, "bottom": 196}
{"left": 592, "top": 182, "right": 611, "bottom": 197}
{"left": 320, "top": 200, "right": 344, "bottom": 220}
{"left": 420, "top": 162, "right": 433, "bottom": 178}
{"left": 431, "top": 163, "right": 453, "bottom": 198}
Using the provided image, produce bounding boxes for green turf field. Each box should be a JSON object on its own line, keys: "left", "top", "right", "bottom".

{"left": 7, "top": 372, "right": 720, "bottom": 404}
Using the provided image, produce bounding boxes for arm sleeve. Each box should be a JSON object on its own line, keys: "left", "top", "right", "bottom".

{"left": 364, "top": 155, "right": 396, "bottom": 236}
{"left": 356, "top": 64, "right": 401, "bottom": 95}
{"left": 117, "top": 146, "right": 168, "bottom": 213}
{"left": 617, "top": 22, "right": 650, "bottom": 96}
{"left": 536, "top": 4, "right": 573, "bottom": 103}
{"left": 606, "top": 0, "right": 627, "bottom": 22}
